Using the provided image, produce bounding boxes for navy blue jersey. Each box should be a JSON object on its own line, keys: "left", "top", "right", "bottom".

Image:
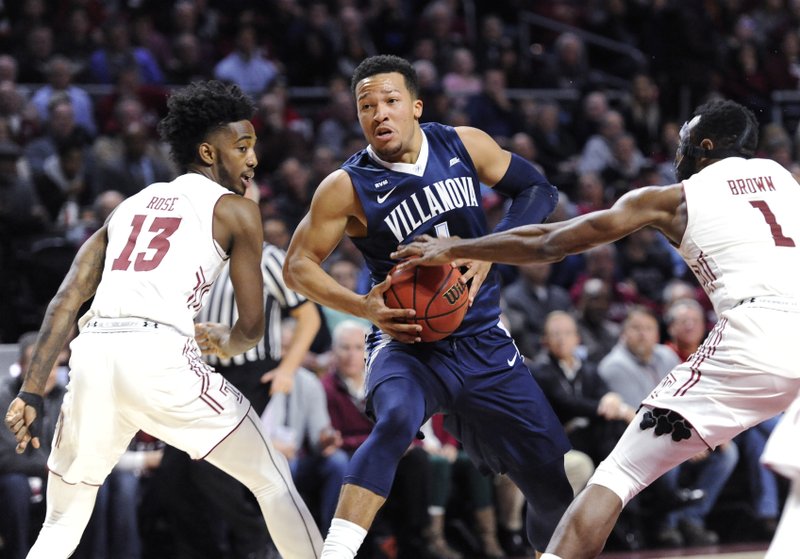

{"left": 345, "top": 122, "right": 501, "bottom": 336}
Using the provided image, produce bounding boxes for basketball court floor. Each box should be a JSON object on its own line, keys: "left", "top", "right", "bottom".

{"left": 599, "top": 542, "right": 768, "bottom": 559}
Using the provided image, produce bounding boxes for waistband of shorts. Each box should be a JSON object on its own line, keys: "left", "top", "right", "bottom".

{"left": 734, "top": 296, "right": 800, "bottom": 310}
{"left": 80, "top": 317, "right": 179, "bottom": 334}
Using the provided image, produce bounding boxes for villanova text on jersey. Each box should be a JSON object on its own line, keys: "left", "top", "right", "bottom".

{"left": 345, "top": 122, "right": 502, "bottom": 337}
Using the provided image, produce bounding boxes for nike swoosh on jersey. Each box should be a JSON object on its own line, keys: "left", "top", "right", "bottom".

{"left": 377, "top": 186, "right": 398, "bottom": 204}
{"left": 507, "top": 353, "right": 518, "bottom": 367}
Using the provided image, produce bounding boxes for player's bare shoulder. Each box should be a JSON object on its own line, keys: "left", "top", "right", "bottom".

{"left": 312, "top": 168, "right": 367, "bottom": 233}
{"left": 213, "top": 193, "right": 262, "bottom": 253}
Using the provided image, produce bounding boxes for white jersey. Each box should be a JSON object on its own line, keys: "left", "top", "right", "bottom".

{"left": 84, "top": 173, "right": 231, "bottom": 336}
{"left": 679, "top": 157, "right": 800, "bottom": 314}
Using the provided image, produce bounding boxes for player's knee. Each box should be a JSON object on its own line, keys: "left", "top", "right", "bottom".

{"left": 372, "top": 395, "right": 422, "bottom": 443}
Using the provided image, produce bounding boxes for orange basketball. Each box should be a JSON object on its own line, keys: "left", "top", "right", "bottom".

{"left": 385, "top": 261, "right": 469, "bottom": 342}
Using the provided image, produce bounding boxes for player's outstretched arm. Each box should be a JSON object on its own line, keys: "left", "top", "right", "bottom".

{"left": 394, "top": 184, "right": 684, "bottom": 266}
{"left": 5, "top": 225, "right": 108, "bottom": 453}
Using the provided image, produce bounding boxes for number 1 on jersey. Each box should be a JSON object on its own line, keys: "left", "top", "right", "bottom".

{"left": 112, "top": 215, "right": 182, "bottom": 271}
{"left": 749, "top": 200, "right": 796, "bottom": 247}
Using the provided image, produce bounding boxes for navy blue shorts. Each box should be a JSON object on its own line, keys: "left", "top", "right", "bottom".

{"left": 365, "top": 323, "right": 571, "bottom": 474}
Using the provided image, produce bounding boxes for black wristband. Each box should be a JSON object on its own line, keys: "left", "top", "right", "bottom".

{"left": 17, "top": 391, "right": 44, "bottom": 438}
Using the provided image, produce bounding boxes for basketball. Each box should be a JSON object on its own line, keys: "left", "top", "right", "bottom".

{"left": 385, "top": 261, "right": 469, "bottom": 342}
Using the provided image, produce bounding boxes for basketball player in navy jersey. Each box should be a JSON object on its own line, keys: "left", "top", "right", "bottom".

{"left": 283, "top": 54, "right": 573, "bottom": 558}
{"left": 394, "top": 99, "right": 800, "bottom": 559}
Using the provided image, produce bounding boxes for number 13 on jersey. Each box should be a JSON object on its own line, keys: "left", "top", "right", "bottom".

{"left": 111, "top": 214, "right": 182, "bottom": 272}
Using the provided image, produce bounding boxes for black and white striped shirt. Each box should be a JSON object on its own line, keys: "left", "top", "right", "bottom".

{"left": 198, "top": 243, "right": 306, "bottom": 368}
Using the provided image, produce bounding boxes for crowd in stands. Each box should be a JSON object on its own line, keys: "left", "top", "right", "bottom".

{"left": 2, "top": 0, "right": 799, "bottom": 557}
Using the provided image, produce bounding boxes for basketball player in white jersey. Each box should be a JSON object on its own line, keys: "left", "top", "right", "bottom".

{"left": 4, "top": 80, "right": 322, "bottom": 559}
{"left": 393, "top": 98, "right": 800, "bottom": 558}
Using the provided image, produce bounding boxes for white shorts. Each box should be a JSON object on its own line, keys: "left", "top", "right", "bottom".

{"left": 49, "top": 318, "right": 250, "bottom": 485}
{"left": 762, "top": 393, "right": 800, "bottom": 480}
{"left": 644, "top": 299, "right": 800, "bottom": 448}
{"left": 591, "top": 299, "right": 800, "bottom": 504}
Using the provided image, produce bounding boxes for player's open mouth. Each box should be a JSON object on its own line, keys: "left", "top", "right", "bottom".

{"left": 375, "top": 127, "right": 393, "bottom": 140}
{"left": 241, "top": 174, "right": 253, "bottom": 189}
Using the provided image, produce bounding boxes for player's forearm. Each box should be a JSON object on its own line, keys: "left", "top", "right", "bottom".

{"left": 284, "top": 257, "right": 370, "bottom": 319}
{"left": 447, "top": 224, "right": 562, "bottom": 265}
{"left": 224, "top": 318, "right": 265, "bottom": 356}
{"left": 282, "top": 302, "right": 321, "bottom": 374}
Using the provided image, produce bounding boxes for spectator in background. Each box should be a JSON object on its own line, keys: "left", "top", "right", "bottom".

{"left": 24, "top": 95, "right": 92, "bottom": 177}
{"left": 265, "top": 318, "right": 347, "bottom": 536}
{"left": 621, "top": 73, "right": 662, "bottom": 157}
{"left": 0, "top": 77, "right": 39, "bottom": 148}
{"left": 251, "top": 88, "right": 312, "bottom": 173}
{"left": 93, "top": 67, "right": 168, "bottom": 138}
{"left": 501, "top": 262, "right": 573, "bottom": 359}
{"left": 14, "top": 24, "right": 55, "bottom": 84}
{"left": 92, "top": 121, "right": 174, "bottom": 198}
{"left": 571, "top": 90, "right": 610, "bottom": 148}
{"left": 32, "top": 130, "right": 94, "bottom": 229}
{"left": 65, "top": 189, "right": 124, "bottom": 248}
{"left": 334, "top": 6, "right": 378, "bottom": 79}
{"left": 272, "top": 156, "right": 315, "bottom": 230}
{"left": 574, "top": 172, "right": 607, "bottom": 215}
{"left": 315, "top": 89, "right": 362, "bottom": 160}
{"left": 573, "top": 278, "right": 622, "bottom": 363}
{"left": 31, "top": 56, "right": 97, "bottom": 138}
{"left": 130, "top": 13, "right": 172, "bottom": 77}
{"left": 527, "top": 100, "right": 579, "bottom": 184}
{"left": 322, "top": 320, "right": 432, "bottom": 559}
{"left": 539, "top": 31, "right": 592, "bottom": 91}
{"left": 54, "top": 7, "right": 97, "bottom": 82}
{"left": 600, "top": 133, "right": 648, "bottom": 199}
{"left": 0, "top": 332, "right": 68, "bottom": 559}
{"left": 465, "top": 67, "right": 517, "bottom": 143}
{"left": 165, "top": 32, "right": 210, "bottom": 85}
{"left": 284, "top": 1, "right": 338, "bottom": 87}
{"left": 214, "top": 24, "right": 279, "bottom": 99}
{"left": 577, "top": 110, "right": 627, "bottom": 176}
{"left": 88, "top": 18, "right": 164, "bottom": 85}
{"left": 441, "top": 47, "right": 482, "bottom": 110}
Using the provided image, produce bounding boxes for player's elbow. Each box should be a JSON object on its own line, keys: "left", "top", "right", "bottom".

{"left": 238, "top": 315, "right": 265, "bottom": 347}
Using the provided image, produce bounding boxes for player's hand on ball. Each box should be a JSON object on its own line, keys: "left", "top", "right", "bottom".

{"left": 459, "top": 260, "right": 490, "bottom": 307}
{"left": 5, "top": 398, "right": 41, "bottom": 454}
{"left": 391, "top": 235, "right": 465, "bottom": 270}
{"left": 195, "top": 322, "right": 233, "bottom": 359}
{"left": 365, "top": 274, "right": 421, "bottom": 343}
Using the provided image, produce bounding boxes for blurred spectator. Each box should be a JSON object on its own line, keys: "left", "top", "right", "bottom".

{"left": 616, "top": 228, "right": 674, "bottom": 306}
{"left": 54, "top": 7, "right": 97, "bottom": 81}
{"left": 14, "top": 24, "right": 55, "bottom": 84}
{"left": 573, "top": 277, "right": 622, "bottom": 363}
{"left": 416, "top": 0, "right": 467, "bottom": 71}
{"left": 538, "top": 31, "right": 593, "bottom": 91}
{"left": 165, "top": 32, "right": 210, "bottom": 85}
{"left": 322, "top": 320, "right": 432, "bottom": 559}
{"left": 527, "top": 100, "right": 579, "bottom": 184}
{"left": 0, "top": 332, "right": 68, "bottom": 559}
{"left": 721, "top": 40, "right": 771, "bottom": 124}
{"left": 760, "top": 122, "right": 800, "bottom": 179}
{"left": 322, "top": 256, "right": 372, "bottom": 333}
{"left": 252, "top": 87, "right": 312, "bottom": 174}
{"left": 571, "top": 90, "right": 610, "bottom": 147}
{"left": 570, "top": 243, "right": 637, "bottom": 323}
{"left": 464, "top": 67, "right": 517, "bottom": 142}
{"left": 334, "top": 6, "right": 378, "bottom": 79}
{"left": 262, "top": 215, "right": 291, "bottom": 251}
{"left": 271, "top": 156, "right": 314, "bottom": 230}
{"left": 500, "top": 262, "right": 573, "bottom": 359}
{"left": 574, "top": 172, "right": 608, "bottom": 215}
{"left": 366, "top": 0, "right": 414, "bottom": 56}
{"left": 474, "top": 13, "right": 512, "bottom": 72}
{"left": 764, "top": 28, "right": 800, "bottom": 91}
{"left": 532, "top": 311, "right": 633, "bottom": 466}
{"left": 65, "top": 189, "right": 124, "bottom": 248}
{"left": 441, "top": 47, "right": 482, "bottom": 109}
{"left": 0, "top": 78, "right": 39, "bottom": 146}
{"left": 131, "top": 13, "right": 172, "bottom": 76}
{"left": 24, "top": 95, "right": 92, "bottom": 178}
{"left": 315, "top": 89, "right": 361, "bottom": 160}
{"left": 32, "top": 130, "right": 94, "bottom": 229}
{"left": 621, "top": 73, "right": 663, "bottom": 157}
{"left": 88, "top": 18, "right": 164, "bottom": 85}
{"left": 283, "top": 1, "right": 338, "bottom": 87}
{"left": 92, "top": 121, "right": 173, "bottom": 198}
{"left": 576, "top": 109, "right": 626, "bottom": 175}
{"left": 213, "top": 24, "right": 279, "bottom": 99}
{"left": 663, "top": 298, "right": 706, "bottom": 362}
{"left": 601, "top": 132, "right": 648, "bottom": 199}
{"left": 30, "top": 55, "right": 97, "bottom": 137}
{"left": 93, "top": 68, "right": 168, "bottom": 138}
{"left": 264, "top": 318, "right": 347, "bottom": 535}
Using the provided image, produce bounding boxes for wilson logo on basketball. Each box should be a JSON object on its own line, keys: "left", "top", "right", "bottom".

{"left": 442, "top": 281, "right": 466, "bottom": 304}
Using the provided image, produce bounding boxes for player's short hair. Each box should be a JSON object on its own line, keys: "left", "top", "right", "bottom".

{"left": 687, "top": 99, "right": 759, "bottom": 158}
{"left": 157, "top": 80, "right": 255, "bottom": 170}
{"left": 350, "top": 55, "right": 419, "bottom": 99}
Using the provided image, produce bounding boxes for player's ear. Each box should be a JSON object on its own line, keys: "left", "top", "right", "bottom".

{"left": 413, "top": 98, "right": 423, "bottom": 120}
{"left": 198, "top": 142, "right": 215, "bottom": 165}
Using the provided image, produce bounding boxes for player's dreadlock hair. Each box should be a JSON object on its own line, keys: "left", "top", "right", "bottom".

{"left": 157, "top": 80, "right": 255, "bottom": 170}
{"left": 351, "top": 55, "right": 419, "bottom": 99}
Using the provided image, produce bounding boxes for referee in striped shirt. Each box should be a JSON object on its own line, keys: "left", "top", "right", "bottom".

{"left": 158, "top": 204, "right": 322, "bottom": 557}
{"left": 198, "top": 240, "right": 321, "bottom": 414}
